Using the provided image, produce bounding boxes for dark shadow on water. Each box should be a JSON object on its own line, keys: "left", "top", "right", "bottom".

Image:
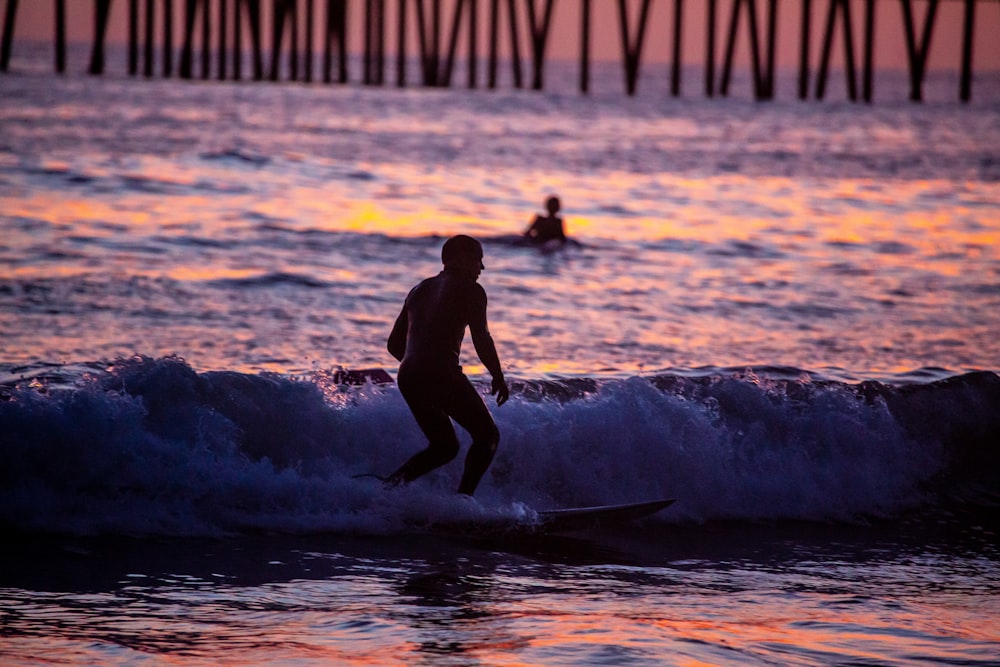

{"left": 2, "top": 503, "right": 997, "bottom": 596}
{"left": 0, "top": 529, "right": 639, "bottom": 595}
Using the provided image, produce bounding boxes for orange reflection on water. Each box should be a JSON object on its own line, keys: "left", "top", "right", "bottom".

{"left": 5, "top": 159, "right": 998, "bottom": 375}
{"left": 3, "top": 194, "right": 116, "bottom": 228}
{"left": 167, "top": 265, "right": 260, "bottom": 282}
{"left": 463, "top": 594, "right": 971, "bottom": 666}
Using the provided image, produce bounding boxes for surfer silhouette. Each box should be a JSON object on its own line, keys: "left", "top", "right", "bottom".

{"left": 523, "top": 195, "right": 567, "bottom": 245}
{"left": 385, "top": 235, "right": 509, "bottom": 496}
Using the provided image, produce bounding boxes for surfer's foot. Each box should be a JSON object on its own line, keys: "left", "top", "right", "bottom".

{"left": 352, "top": 473, "right": 389, "bottom": 483}
{"left": 383, "top": 472, "right": 407, "bottom": 488}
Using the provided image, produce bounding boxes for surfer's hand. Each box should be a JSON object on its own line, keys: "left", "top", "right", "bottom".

{"left": 491, "top": 377, "right": 509, "bottom": 406}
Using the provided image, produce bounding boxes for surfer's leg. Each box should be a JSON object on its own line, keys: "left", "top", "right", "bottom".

{"left": 456, "top": 425, "right": 498, "bottom": 496}
{"left": 388, "top": 377, "right": 461, "bottom": 486}
{"left": 447, "top": 377, "right": 500, "bottom": 496}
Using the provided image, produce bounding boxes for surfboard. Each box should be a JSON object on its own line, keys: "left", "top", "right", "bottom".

{"left": 351, "top": 473, "right": 675, "bottom": 534}
{"left": 537, "top": 498, "right": 676, "bottom": 532}
{"left": 427, "top": 498, "right": 676, "bottom": 536}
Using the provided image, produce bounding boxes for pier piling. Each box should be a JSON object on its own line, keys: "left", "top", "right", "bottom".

{"left": 863, "top": 0, "right": 874, "bottom": 101}
{"left": 526, "top": 0, "right": 555, "bottom": 90}
{"left": 55, "top": 0, "right": 65, "bottom": 72}
{"left": 815, "top": 0, "right": 857, "bottom": 101}
{"left": 719, "top": 0, "right": 762, "bottom": 98}
{"left": 960, "top": 0, "right": 974, "bottom": 101}
{"left": 323, "top": 0, "right": 348, "bottom": 83}
{"left": 670, "top": 0, "right": 682, "bottom": 96}
{"left": 487, "top": 0, "right": 523, "bottom": 89}
{"left": 900, "top": 0, "right": 940, "bottom": 102}
{"left": 705, "top": 0, "right": 716, "bottom": 96}
{"left": 0, "top": 0, "right": 16, "bottom": 72}
{"left": 87, "top": 0, "right": 113, "bottom": 75}
{"left": 618, "top": 0, "right": 652, "bottom": 97}
{"left": 0, "top": 0, "right": 992, "bottom": 103}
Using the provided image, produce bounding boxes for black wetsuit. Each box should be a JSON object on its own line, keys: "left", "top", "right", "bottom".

{"left": 386, "top": 267, "right": 504, "bottom": 495}
{"left": 524, "top": 214, "right": 566, "bottom": 244}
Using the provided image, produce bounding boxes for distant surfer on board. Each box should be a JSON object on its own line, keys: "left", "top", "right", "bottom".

{"left": 523, "top": 195, "right": 567, "bottom": 247}
{"left": 385, "top": 235, "right": 510, "bottom": 496}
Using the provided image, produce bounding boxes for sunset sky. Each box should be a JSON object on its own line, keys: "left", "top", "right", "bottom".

{"left": 6, "top": 0, "right": 1000, "bottom": 74}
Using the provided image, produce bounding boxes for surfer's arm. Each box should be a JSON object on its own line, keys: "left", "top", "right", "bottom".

{"left": 468, "top": 288, "right": 509, "bottom": 405}
{"left": 387, "top": 306, "right": 407, "bottom": 362}
{"left": 523, "top": 214, "right": 541, "bottom": 238}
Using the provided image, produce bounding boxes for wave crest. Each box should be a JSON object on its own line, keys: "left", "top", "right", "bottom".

{"left": 1, "top": 356, "right": 997, "bottom": 536}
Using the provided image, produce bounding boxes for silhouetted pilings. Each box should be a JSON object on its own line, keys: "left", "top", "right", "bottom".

{"left": 0, "top": 0, "right": 991, "bottom": 102}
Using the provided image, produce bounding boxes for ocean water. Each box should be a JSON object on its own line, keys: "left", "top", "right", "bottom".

{"left": 2, "top": 44, "right": 1000, "bottom": 665}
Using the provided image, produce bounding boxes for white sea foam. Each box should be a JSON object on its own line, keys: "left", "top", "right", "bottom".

{"left": 5, "top": 357, "right": 995, "bottom": 536}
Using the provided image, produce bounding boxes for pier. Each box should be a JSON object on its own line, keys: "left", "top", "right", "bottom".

{"left": 0, "top": 0, "right": 992, "bottom": 101}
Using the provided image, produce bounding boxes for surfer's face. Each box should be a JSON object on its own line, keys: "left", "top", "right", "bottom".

{"left": 454, "top": 251, "right": 484, "bottom": 279}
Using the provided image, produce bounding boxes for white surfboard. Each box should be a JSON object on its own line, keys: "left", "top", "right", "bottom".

{"left": 428, "top": 498, "right": 676, "bottom": 536}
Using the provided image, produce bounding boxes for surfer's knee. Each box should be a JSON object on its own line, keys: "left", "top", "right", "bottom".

{"left": 473, "top": 422, "right": 499, "bottom": 456}
{"left": 429, "top": 433, "right": 461, "bottom": 463}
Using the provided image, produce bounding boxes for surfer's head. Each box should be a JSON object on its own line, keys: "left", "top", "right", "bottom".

{"left": 545, "top": 195, "right": 561, "bottom": 215}
{"left": 442, "top": 235, "right": 485, "bottom": 278}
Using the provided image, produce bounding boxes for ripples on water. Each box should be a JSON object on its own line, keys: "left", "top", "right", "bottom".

{"left": 2, "top": 57, "right": 999, "bottom": 377}
{"left": 2, "top": 523, "right": 998, "bottom": 666}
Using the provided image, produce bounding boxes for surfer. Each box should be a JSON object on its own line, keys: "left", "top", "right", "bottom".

{"left": 523, "top": 195, "right": 567, "bottom": 246}
{"left": 385, "top": 234, "right": 510, "bottom": 496}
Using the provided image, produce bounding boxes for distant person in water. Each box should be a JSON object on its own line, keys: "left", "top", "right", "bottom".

{"left": 385, "top": 234, "right": 509, "bottom": 496}
{"left": 523, "top": 195, "right": 567, "bottom": 245}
